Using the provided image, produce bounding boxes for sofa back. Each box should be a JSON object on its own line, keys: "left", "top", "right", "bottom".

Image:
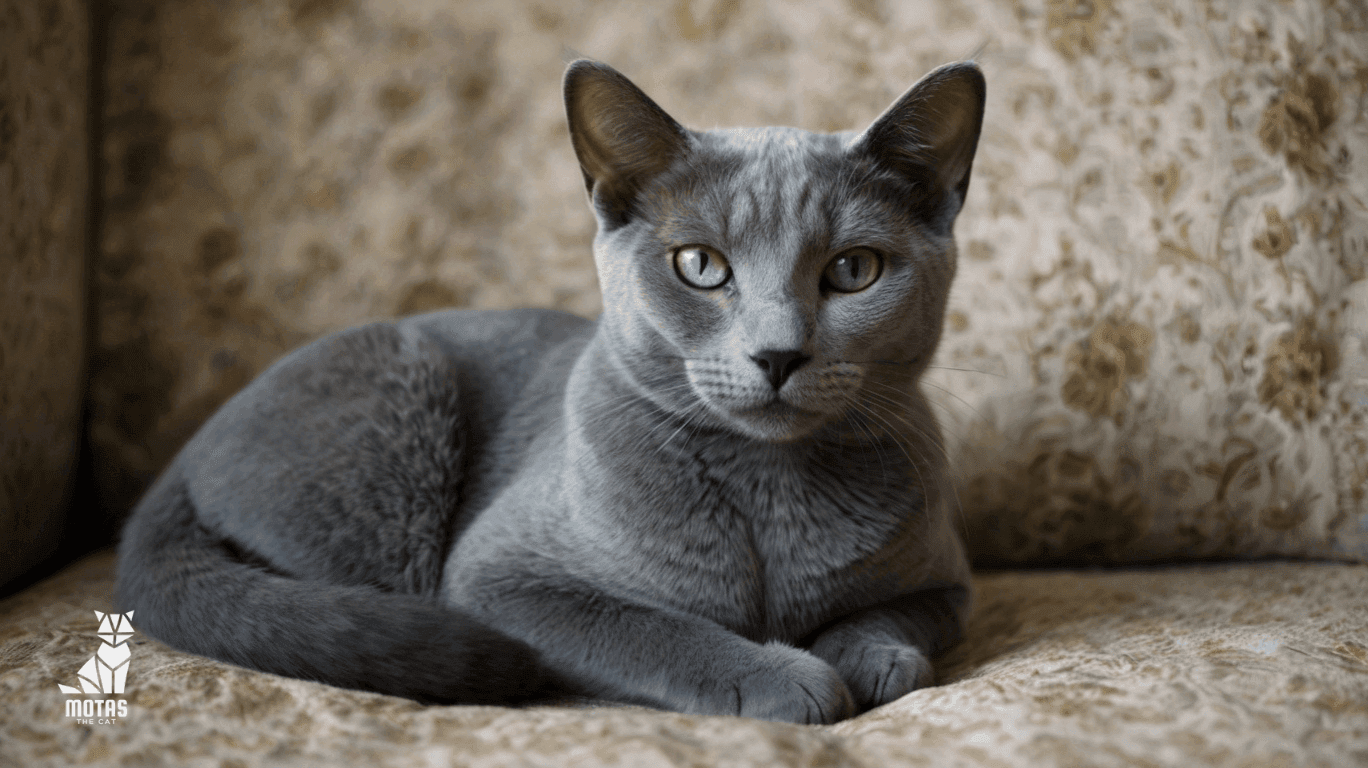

{"left": 6, "top": 0, "right": 1365, "bottom": 591}
{"left": 1, "top": 0, "right": 90, "bottom": 589}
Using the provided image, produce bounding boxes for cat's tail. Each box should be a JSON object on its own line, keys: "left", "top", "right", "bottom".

{"left": 114, "top": 465, "right": 547, "bottom": 704}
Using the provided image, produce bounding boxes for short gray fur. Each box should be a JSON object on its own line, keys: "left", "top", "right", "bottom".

{"left": 116, "top": 59, "right": 986, "bottom": 723}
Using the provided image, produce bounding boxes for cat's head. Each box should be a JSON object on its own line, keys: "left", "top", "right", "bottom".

{"left": 564, "top": 60, "right": 984, "bottom": 444}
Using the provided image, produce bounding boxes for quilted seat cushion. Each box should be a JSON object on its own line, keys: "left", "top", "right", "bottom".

{"left": 2, "top": 551, "right": 1365, "bottom": 767}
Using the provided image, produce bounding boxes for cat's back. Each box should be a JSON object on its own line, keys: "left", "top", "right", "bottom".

{"left": 188, "top": 308, "right": 591, "bottom": 456}
{"left": 178, "top": 308, "right": 593, "bottom": 559}
{"left": 399, "top": 308, "right": 594, "bottom": 417}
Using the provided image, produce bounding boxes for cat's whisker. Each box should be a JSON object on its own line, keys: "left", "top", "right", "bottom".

{"left": 846, "top": 394, "right": 927, "bottom": 463}
{"left": 925, "top": 365, "right": 1003, "bottom": 378}
{"left": 878, "top": 401, "right": 970, "bottom": 540}
{"left": 861, "top": 398, "right": 952, "bottom": 449}
{"left": 568, "top": 392, "right": 691, "bottom": 465}
{"left": 656, "top": 401, "right": 712, "bottom": 456}
{"left": 854, "top": 389, "right": 952, "bottom": 467}
{"left": 569, "top": 381, "right": 699, "bottom": 427}
{"left": 569, "top": 382, "right": 717, "bottom": 469}
{"left": 574, "top": 391, "right": 692, "bottom": 427}
{"left": 858, "top": 408, "right": 949, "bottom": 534}
{"left": 845, "top": 408, "right": 892, "bottom": 486}
{"left": 856, "top": 375, "right": 982, "bottom": 434}
{"left": 637, "top": 394, "right": 708, "bottom": 455}
{"left": 843, "top": 359, "right": 917, "bottom": 367}
{"left": 567, "top": 407, "right": 659, "bottom": 449}
{"left": 861, "top": 378, "right": 982, "bottom": 441}
{"left": 910, "top": 379, "right": 988, "bottom": 425}
{"left": 854, "top": 393, "right": 970, "bottom": 542}
{"left": 593, "top": 388, "right": 711, "bottom": 459}
{"left": 849, "top": 401, "right": 933, "bottom": 502}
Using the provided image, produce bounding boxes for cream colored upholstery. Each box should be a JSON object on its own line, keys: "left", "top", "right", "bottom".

{"left": 2, "top": 552, "right": 1364, "bottom": 766}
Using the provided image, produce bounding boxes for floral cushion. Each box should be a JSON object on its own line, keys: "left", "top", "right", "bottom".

{"left": 2, "top": 552, "right": 1365, "bottom": 766}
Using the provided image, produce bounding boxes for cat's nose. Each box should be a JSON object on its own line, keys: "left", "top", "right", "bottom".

{"left": 750, "top": 350, "right": 811, "bottom": 391}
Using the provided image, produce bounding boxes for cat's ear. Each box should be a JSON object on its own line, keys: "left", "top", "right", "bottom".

{"left": 564, "top": 60, "right": 691, "bottom": 227}
{"left": 850, "top": 62, "right": 986, "bottom": 233}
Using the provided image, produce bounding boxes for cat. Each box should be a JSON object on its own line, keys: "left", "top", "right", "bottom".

{"left": 115, "top": 58, "right": 985, "bottom": 724}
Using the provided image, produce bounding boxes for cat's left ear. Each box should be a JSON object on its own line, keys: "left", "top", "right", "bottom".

{"left": 851, "top": 62, "right": 986, "bottom": 233}
{"left": 564, "top": 60, "right": 692, "bottom": 228}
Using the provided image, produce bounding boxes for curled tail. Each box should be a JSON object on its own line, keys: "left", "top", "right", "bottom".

{"left": 115, "top": 467, "right": 545, "bottom": 703}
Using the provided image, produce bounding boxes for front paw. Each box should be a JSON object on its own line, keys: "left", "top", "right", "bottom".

{"left": 814, "top": 640, "right": 934, "bottom": 710}
{"left": 729, "top": 642, "right": 855, "bottom": 724}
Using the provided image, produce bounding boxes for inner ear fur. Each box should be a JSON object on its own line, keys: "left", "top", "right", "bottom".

{"left": 851, "top": 62, "right": 987, "bottom": 229}
{"left": 563, "top": 59, "right": 691, "bottom": 226}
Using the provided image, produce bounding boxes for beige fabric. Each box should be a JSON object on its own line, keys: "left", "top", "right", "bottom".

{"left": 2, "top": 551, "right": 1365, "bottom": 767}
{"left": 938, "top": 0, "right": 1368, "bottom": 565}
{"left": 90, "top": 0, "right": 1367, "bottom": 564}
{"left": 0, "top": 0, "right": 89, "bottom": 588}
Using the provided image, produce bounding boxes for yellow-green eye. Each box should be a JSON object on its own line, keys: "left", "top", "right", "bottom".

{"left": 823, "top": 249, "right": 882, "bottom": 293}
{"left": 673, "top": 246, "right": 731, "bottom": 289}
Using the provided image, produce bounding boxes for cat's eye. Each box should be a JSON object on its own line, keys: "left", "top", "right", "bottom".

{"left": 823, "top": 249, "right": 882, "bottom": 293}
{"left": 673, "top": 246, "right": 732, "bottom": 289}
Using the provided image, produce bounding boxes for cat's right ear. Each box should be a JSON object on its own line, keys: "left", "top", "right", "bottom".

{"left": 564, "top": 60, "right": 691, "bottom": 228}
{"left": 851, "top": 62, "right": 986, "bottom": 235}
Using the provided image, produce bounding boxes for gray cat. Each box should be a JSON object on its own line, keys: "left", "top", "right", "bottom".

{"left": 115, "top": 59, "right": 985, "bottom": 724}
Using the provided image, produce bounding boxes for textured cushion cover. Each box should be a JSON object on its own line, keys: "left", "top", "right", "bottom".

{"left": 2, "top": 551, "right": 1365, "bottom": 767}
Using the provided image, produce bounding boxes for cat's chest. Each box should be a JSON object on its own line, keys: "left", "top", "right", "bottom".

{"left": 601, "top": 446, "right": 926, "bottom": 641}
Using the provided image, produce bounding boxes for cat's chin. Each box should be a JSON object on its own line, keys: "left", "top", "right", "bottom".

{"left": 725, "top": 402, "right": 829, "bottom": 443}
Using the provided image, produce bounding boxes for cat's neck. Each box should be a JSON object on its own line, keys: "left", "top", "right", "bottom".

{"left": 562, "top": 330, "right": 730, "bottom": 462}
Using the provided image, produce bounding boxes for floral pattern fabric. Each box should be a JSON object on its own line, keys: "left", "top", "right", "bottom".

{"left": 90, "top": 0, "right": 1368, "bottom": 564}
{"left": 2, "top": 552, "right": 1365, "bottom": 767}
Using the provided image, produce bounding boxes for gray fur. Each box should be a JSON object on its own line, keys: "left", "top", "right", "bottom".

{"left": 116, "top": 60, "right": 986, "bottom": 723}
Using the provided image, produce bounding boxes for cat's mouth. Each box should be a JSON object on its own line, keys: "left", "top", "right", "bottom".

{"left": 680, "top": 358, "right": 861, "bottom": 442}
{"left": 729, "top": 400, "right": 827, "bottom": 442}
{"left": 735, "top": 399, "right": 804, "bottom": 417}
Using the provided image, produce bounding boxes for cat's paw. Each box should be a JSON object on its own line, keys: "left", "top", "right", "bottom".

{"left": 730, "top": 642, "right": 855, "bottom": 724}
{"left": 817, "top": 640, "right": 934, "bottom": 710}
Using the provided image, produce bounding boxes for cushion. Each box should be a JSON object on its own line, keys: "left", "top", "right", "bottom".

{"left": 2, "top": 551, "right": 1365, "bottom": 766}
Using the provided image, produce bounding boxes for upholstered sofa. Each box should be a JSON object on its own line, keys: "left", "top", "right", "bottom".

{"left": 3, "top": 0, "right": 1365, "bottom": 766}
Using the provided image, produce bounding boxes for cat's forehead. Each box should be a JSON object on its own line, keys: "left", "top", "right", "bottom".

{"left": 697, "top": 126, "right": 852, "bottom": 157}
{"left": 645, "top": 125, "right": 905, "bottom": 251}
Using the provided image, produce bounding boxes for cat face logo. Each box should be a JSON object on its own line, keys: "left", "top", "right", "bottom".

{"left": 58, "top": 610, "right": 135, "bottom": 695}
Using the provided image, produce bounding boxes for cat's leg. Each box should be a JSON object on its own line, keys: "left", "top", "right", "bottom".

{"left": 467, "top": 569, "right": 855, "bottom": 724}
{"left": 805, "top": 588, "right": 966, "bottom": 711}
